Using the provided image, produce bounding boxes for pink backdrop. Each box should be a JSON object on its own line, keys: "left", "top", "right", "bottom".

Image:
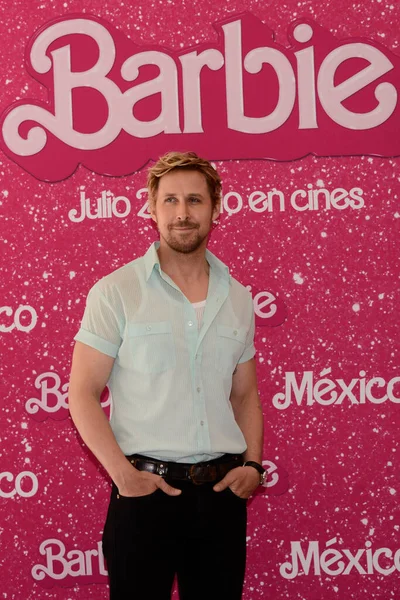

{"left": 0, "top": 0, "right": 399, "bottom": 599}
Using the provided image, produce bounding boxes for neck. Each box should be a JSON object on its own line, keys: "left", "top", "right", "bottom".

{"left": 157, "top": 241, "right": 210, "bottom": 282}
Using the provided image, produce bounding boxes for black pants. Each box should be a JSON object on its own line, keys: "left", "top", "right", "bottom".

{"left": 102, "top": 471, "right": 247, "bottom": 599}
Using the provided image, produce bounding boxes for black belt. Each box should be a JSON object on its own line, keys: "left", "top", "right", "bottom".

{"left": 126, "top": 453, "right": 243, "bottom": 485}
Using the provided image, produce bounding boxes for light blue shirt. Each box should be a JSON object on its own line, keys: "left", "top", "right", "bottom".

{"left": 74, "top": 242, "right": 256, "bottom": 463}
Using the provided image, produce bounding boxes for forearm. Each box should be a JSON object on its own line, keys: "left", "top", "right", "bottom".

{"left": 231, "top": 391, "right": 264, "bottom": 463}
{"left": 68, "top": 393, "right": 134, "bottom": 487}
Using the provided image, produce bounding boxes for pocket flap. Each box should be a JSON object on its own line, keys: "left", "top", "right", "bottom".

{"left": 128, "top": 321, "right": 173, "bottom": 337}
{"left": 216, "top": 325, "right": 246, "bottom": 344}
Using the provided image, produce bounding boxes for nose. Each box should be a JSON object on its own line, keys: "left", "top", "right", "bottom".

{"left": 176, "top": 201, "right": 189, "bottom": 221}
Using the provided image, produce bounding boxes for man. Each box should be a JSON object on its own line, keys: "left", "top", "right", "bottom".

{"left": 69, "top": 151, "right": 265, "bottom": 600}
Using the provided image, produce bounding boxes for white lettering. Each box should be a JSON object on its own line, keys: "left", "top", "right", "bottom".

{"left": 272, "top": 371, "right": 313, "bottom": 410}
{"left": 335, "top": 378, "right": 359, "bottom": 404}
{"left": 365, "top": 377, "right": 388, "bottom": 404}
{"left": 3, "top": 20, "right": 121, "bottom": 156}
{"left": 290, "top": 189, "right": 309, "bottom": 211}
{"left": 223, "top": 20, "right": 296, "bottom": 133}
{"left": 112, "top": 195, "right": 131, "bottom": 218}
{"left": 280, "top": 540, "right": 320, "bottom": 579}
{"left": 32, "top": 539, "right": 69, "bottom": 580}
{"left": 348, "top": 187, "right": 365, "bottom": 209}
{"left": 273, "top": 369, "right": 400, "bottom": 409}
{"left": 320, "top": 537, "right": 345, "bottom": 575}
{"left": 313, "top": 378, "right": 337, "bottom": 405}
{"left": 247, "top": 188, "right": 287, "bottom": 212}
{"left": 280, "top": 537, "right": 400, "bottom": 578}
{"left": 372, "top": 548, "right": 396, "bottom": 575}
{"left": 366, "top": 541, "right": 374, "bottom": 574}
{"left": 180, "top": 50, "right": 224, "bottom": 133}
{"left": 0, "top": 472, "right": 37, "bottom": 499}
{"left": 136, "top": 188, "right": 152, "bottom": 219}
{"left": 26, "top": 372, "right": 69, "bottom": 415}
{"left": 69, "top": 189, "right": 132, "bottom": 222}
{"left": 67, "top": 550, "right": 86, "bottom": 576}
{"left": 2, "top": 16, "right": 398, "bottom": 165}
{"left": 329, "top": 188, "right": 350, "bottom": 210}
{"left": 253, "top": 291, "right": 277, "bottom": 320}
{"left": 295, "top": 41, "right": 318, "bottom": 129}
{"left": 26, "top": 372, "right": 111, "bottom": 415}
{"left": 221, "top": 191, "right": 243, "bottom": 216}
{"left": 393, "top": 548, "right": 400, "bottom": 571}
{"left": 97, "top": 541, "right": 108, "bottom": 575}
{"left": 31, "top": 539, "right": 108, "bottom": 581}
{"left": 318, "top": 43, "right": 397, "bottom": 130}
{"left": 0, "top": 305, "right": 38, "bottom": 332}
{"left": 248, "top": 191, "right": 268, "bottom": 213}
{"left": 261, "top": 460, "right": 279, "bottom": 489}
{"left": 386, "top": 377, "right": 400, "bottom": 403}
{"left": 342, "top": 549, "right": 367, "bottom": 574}
{"left": 121, "top": 51, "right": 181, "bottom": 138}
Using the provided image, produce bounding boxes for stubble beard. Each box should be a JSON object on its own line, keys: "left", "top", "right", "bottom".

{"left": 163, "top": 223, "right": 209, "bottom": 254}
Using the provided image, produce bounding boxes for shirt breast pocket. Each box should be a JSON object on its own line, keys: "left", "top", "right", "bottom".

{"left": 127, "top": 321, "right": 176, "bottom": 374}
{"left": 216, "top": 325, "right": 247, "bottom": 375}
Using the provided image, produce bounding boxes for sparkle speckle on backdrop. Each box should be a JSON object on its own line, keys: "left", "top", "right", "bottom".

{"left": 0, "top": 1, "right": 399, "bottom": 599}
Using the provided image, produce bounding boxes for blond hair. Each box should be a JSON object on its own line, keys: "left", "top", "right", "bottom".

{"left": 147, "top": 151, "right": 221, "bottom": 208}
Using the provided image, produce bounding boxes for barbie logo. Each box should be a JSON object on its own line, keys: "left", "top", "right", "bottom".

{"left": 31, "top": 539, "right": 107, "bottom": 587}
{"left": 25, "top": 372, "right": 112, "bottom": 421}
{"left": 246, "top": 286, "right": 288, "bottom": 327}
{"left": 1, "top": 14, "right": 399, "bottom": 181}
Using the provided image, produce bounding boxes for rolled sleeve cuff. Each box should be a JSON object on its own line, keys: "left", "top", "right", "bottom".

{"left": 238, "top": 343, "right": 256, "bottom": 364}
{"left": 74, "top": 328, "right": 119, "bottom": 358}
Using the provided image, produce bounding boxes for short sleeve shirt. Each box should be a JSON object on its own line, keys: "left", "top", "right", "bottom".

{"left": 74, "top": 242, "right": 256, "bottom": 463}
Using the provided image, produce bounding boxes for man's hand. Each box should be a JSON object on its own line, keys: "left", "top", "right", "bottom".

{"left": 213, "top": 466, "right": 261, "bottom": 499}
{"left": 116, "top": 468, "right": 182, "bottom": 498}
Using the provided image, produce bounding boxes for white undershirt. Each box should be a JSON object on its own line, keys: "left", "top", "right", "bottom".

{"left": 192, "top": 300, "right": 206, "bottom": 329}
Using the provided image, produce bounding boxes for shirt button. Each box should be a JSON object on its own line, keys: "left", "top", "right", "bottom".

{"left": 200, "top": 420, "right": 204, "bottom": 426}
{"left": 233, "top": 330, "right": 238, "bottom": 336}
{"left": 188, "top": 321, "right": 194, "bottom": 327}
{"left": 146, "top": 325, "right": 152, "bottom": 331}
{"left": 197, "top": 387, "right": 201, "bottom": 393}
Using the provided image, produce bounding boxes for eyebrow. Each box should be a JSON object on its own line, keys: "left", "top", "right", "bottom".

{"left": 161, "top": 192, "right": 204, "bottom": 198}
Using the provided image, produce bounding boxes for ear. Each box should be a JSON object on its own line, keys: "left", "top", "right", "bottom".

{"left": 149, "top": 200, "right": 157, "bottom": 223}
{"left": 212, "top": 200, "right": 221, "bottom": 222}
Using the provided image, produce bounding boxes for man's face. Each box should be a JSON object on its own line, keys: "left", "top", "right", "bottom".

{"left": 150, "top": 169, "right": 220, "bottom": 254}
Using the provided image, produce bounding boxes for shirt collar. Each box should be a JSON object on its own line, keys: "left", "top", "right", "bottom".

{"left": 144, "top": 241, "right": 231, "bottom": 283}
{"left": 144, "top": 242, "right": 161, "bottom": 281}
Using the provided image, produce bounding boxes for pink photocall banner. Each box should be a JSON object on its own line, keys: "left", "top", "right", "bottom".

{"left": 0, "top": 1, "right": 399, "bottom": 599}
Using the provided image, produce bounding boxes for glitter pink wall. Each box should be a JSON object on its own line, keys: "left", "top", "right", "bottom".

{"left": 0, "top": 1, "right": 399, "bottom": 599}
